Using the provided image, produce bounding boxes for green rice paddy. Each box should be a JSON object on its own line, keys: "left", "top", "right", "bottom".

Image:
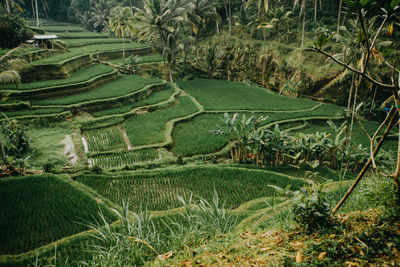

{"left": 0, "top": 64, "right": 114, "bottom": 91}
{"left": 76, "top": 166, "right": 306, "bottom": 211}
{"left": 178, "top": 79, "right": 318, "bottom": 111}
{"left": 32, "top": 75, "right": 161, "bottom": 106}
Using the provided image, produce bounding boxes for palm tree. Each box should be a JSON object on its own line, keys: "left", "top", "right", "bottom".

{"left": 188, "top": 0, "right": 217, "bottom": 63}
{"left": 293, "top": 0, "right": 307, "bottom": 48}
{"left": 109, "top": 6, "right": 135, "bottom": 59}
{"left": 133, "top": 0, "right": 194, "bottom": 47}
{"left": 247, "top": 0, "right": 269, "bottom": 40}
{"left": 162, "top": 30, "right": 185, "bottom": 82}
{"left": 91, "top": 0, "right": 116, "bottom": 33}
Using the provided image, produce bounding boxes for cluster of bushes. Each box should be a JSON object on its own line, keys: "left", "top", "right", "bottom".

{"left": 211, "top": 113, "right": 375, "bottom": 171}
{"left": 0, "top": 14, "right": 32, "bottom": 49}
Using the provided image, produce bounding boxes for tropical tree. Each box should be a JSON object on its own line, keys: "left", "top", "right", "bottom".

{"left": 109, "top": 6, "right": 135, "bottom": 59}
{"left": 293, "top": 0, "right": 308, "bottom": 48}
{"left": 162, "top": 29, "right": 186, "bottom": 82}
{"left": 188, "top": 0, "right": 217, "bottom": 63}
{"left": 90, "top": 0, "right": 116, "bottom": 33}
{"left": 309, "top": 0, "right": 400, "bottom": 213}
{"left": 133, "top": 0, "right": 195, "bottom": 79}
{"left": 247, "top": 0, "right": 269, "bottom": 39}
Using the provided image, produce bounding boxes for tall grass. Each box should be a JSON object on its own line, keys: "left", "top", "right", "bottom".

{"left": 80, "top": 193, "right": 237, "bottom": 266}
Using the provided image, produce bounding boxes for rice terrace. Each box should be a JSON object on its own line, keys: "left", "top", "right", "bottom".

{"left": 0, "top": 0, "right": 399, "bottom": 266}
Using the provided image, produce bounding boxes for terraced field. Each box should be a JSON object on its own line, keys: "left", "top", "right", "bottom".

{"left": 2, "top": 20, "right": 397, "bottom": 267}
{"left": 0, "top": 175, "right": 116, "bottom": 255}
{"left": 75, "top": 166, "right": 306, "bottom": 211}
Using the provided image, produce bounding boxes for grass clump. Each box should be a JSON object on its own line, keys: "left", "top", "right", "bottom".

{"left": 123, "top": 96, "right": 199, "bottom": 146}
{"left": 32, "top": 75, "right": 161, "bottom": 106}
{"left": 0, "top": 64, "right": 114, "bottom": 90}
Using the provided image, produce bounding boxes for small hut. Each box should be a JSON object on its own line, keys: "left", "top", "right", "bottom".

{"left": 26, "top": 35, "right": 58, "bottom": 49}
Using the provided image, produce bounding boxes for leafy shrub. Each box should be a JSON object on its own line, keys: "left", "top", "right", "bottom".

{"left": 91, "top": 165, "right": 102, "bottom": 174}
{"left": 0, "top": 14, "right": 32, "bottom": 48}
{"left": 0, "top": 119, "right": 29, "bottom": 158}
{"left": 42, "top": 159, "right": 56, "bottom": 173}
{"left": 292, "top": 183, "right": 334, "bottom": 232}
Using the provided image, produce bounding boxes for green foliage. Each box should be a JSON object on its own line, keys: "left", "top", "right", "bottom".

{"left": 0, "top": 174, "right": 116, "bottom": 255}
{"left": 292, "top": 183, "right": 335, "bottom": 233}
{"left": 42, "top": 159, "right": 56, "bottom": 173}
{"left": 0, "top": 14, "right": 32, "bottom": 48}
{"left": 0, "top": 119, "right": 29, "bottom": 158}
{"left": 0, "top": 70, "right": 21, "bottom": 88}
{"left": 178, "top": 79, "right": 317, "bottom": 110}
{"left": 120, "top": 54, "right": 139, "bottom": 75}
{"left": 33, "top": 75, "right": 161, "bottom": 106}
{"left": 76, "top": 166, "right": 306, "bottom": 211}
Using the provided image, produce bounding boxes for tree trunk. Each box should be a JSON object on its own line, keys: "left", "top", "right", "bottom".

{"left": 347, "top": 72, "right": 355, "bottom": 110}
{"left": 168, "top": 62, "right": 173, "bottom": 83}
{"left": 5, "top": 0, "right": 10, "bottom": 14}
{"left": 228, "top": 0, "right": 232, "bottom": 35}
{"left": 314, "top": 0, "right": 317, "bottom": 23}
{"left": 263, "top": 29, "right": 266, "bottom": 40}
{"left": 0, "top": 136, "right": 7, "bottom": 166}
{"left": 35, "top": 0, "right": 39, "bottom": 27}
{"left": 301, "top": 11, "right": 306, "bottom": 48}
{"left": 216, "top": 20, "right": 220, "bottom": 34}
{"left": 337, "top": 0, "right": 343, "bottom": 35}
{"left": 333, "top": 107, "right": 398, "bottom": 213}
{"left": 394, "top": 95, "right": 400, "bottom": 178}
{"left": 31, "top": 0, "right": 35, "bottom": 20}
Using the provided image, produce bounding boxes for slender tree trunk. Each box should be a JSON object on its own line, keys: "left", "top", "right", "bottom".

{"left": 122, "top": 35, "right": 125, "bottom": 59}
{"left": 168, "top": 62, "right": 173, "bottom": 83}
{"left": 35, "top": 0, "right": 39, "bottom": 27}
{"left": 228, "top": 0, "right": 232, "bottom": 35}
{"left": 333, "top": 108, "right": 397, "bottom": 213}
{"left": 263, "top": 29, "right": 266, "bottom": 40}
{"left": 5, "top": 0, "right": 10, "bottom": 13}
{"left": 394, "top": 95, "right": 400, "bottom": 178}
{"left": 216, "top": 20, "right": 220, "bottom": 34}
{"left": 31, "top": 0, "right": 35, "bottom": 20}
{"left": 368, "top": 85, "right": 377, "bottom": 120}
{"left": 314, "top": 0, "right": 317, "bottom": 23}
{"left": 337, "top": 0, "right": 343, "bottom": 35}
{"left": 347, "top": 72, "right": 355, "bottom": 110}
{"left": 0, "top": 136, "right": 7, "bottom": 166}
{"left": 301, "top": 11, "right": 306, "bottom": 48}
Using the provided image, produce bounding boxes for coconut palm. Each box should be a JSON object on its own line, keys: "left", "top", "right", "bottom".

{"left": 162, "top": 29, "right": 186, "bottom": 82}
{"left": 293, "top": 0, "right": 307, "bottom": 48}
{"left": 188, "top": 0, "right": 217, "bottom": 63}
{"left": 133, "top": 0, "right": 194, "bottom": 48}
{"left": 247, "top": 0, "right": 269, "bottom": 39}
{"left": 91, "top": 0, "right": 116, "bottom": 33}
{"left": 109, "top": 6, "right": 135, "bottom": 59}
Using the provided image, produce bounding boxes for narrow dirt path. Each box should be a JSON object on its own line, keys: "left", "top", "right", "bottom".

{"left": 118, "top": 126, "right": 132, "bottom": 150}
